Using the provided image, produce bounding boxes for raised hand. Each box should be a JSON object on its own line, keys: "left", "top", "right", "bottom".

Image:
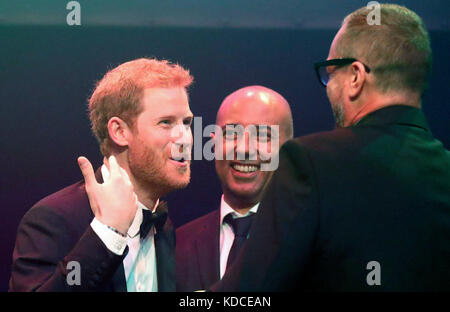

{"left": 77, "top": 155, "right": 137, "bottom": 235}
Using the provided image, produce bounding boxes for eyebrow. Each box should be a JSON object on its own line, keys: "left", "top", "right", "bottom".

{"left": 157, "top": 114, "right": 194, "bottom": 120}
{"left": 222, "top": 124, "right": 273, "bottom": 129}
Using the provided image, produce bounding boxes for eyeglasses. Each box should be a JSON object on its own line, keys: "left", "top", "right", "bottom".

{"left": 314, "top": 58, "right": 371, "bottom": 87}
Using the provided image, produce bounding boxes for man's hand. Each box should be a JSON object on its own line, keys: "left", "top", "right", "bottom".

{"left": 77, "top": 155, "right": 137, "bottom": 235}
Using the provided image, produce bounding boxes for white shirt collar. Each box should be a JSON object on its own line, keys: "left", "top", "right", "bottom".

{"left": 101, "top": 164, "right": 159, "bottom": 237}
{"left": 219, "top": 194, "right": 259, "bottom": 225}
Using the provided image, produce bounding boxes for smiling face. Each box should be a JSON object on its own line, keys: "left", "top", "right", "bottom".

{"left": 127, "top": 87, "right": 193, "bottom": 197}
{"left": 214, "top": 87, "right": 292, "bottom": 210}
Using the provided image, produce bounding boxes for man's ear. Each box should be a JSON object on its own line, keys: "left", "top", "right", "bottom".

{"left": 348, "top": 62, "right": 366, "bottom": 100}
{"left": 107, "top": 117, "right": 132, "bottom": 148}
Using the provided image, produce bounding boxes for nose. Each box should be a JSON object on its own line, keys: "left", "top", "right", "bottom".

{"left": 170, "top": 124, "right": 192, "bottom": 159}
{"left": 235, "top": 127, "right": 257, "bottom": 161}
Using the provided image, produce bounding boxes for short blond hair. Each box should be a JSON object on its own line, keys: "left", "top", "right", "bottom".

{"left": 336, "top": 4, "right": 431, "bottom": 94}
{"left": 89, "top": 58, "right": 193, "bottom": 155}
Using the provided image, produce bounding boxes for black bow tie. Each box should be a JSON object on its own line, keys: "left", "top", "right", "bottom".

{"left": 139, "top": 201, "right": 168, "bottom": 238}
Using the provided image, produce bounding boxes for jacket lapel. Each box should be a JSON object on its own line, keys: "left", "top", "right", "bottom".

{"left": 195, "top": 210, "right": 221, "bottom": 289}
{"left": 112, "top": 259, "right": 127, "bottom": 292}
{"left": 154, "top": 201, "right": 176, "bottom": 292}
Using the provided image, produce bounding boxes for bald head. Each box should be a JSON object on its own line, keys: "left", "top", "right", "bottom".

{"left": 216, "top": 86, "right": 293, "bottom": 140}
{"left": 214, "top": 86, "right": 293, "bottom": 212}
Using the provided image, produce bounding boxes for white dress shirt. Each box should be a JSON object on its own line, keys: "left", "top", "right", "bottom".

{"left": 90, "top": 164, "right": 159, "bottom": 292}
{"left": 219, "top": 195, "right": 259, "bottom": 279}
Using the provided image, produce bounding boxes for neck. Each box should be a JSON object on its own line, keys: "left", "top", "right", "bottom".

{"left": 223, "top": 193, "right": 258, "bottom": 215}
{"left": 345, "top": 90, "right": 421, "bottom": 127}
{"left": 132, "top": 182, "right": 159, "bottom": 210}
{"left": 106, "top": 153, "right": 159, "bottom": 209}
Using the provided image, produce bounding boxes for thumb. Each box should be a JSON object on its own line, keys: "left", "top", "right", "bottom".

{"left": 77, "top": 156, "right": 97, "bottom": 189}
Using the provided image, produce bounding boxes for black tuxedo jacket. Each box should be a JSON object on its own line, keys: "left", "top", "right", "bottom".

{"left": 9, "top": 169, "right": 175, "bottom": 292}
{"left": 176, "top": 209, "right": 221, "bottom": 291}
{"left": 215, "top": 105, "right": 450, "bottom": 291}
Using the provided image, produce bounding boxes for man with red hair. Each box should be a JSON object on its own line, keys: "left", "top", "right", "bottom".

{"left": 10, "top": 58, "right": 194, "bottom": 292}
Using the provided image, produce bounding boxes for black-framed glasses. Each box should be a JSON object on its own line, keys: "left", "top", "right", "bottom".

{"left": 314, "top": 58, "right": 371, "bottom": 87}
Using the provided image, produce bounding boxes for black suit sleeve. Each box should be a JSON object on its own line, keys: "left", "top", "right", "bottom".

{"left": 212, "top": 140, "right": 321, "bottom": 291}
{"left": 9, "top": 205, "right": 126, "bottom": 292}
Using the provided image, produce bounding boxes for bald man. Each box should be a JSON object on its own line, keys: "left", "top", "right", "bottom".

{"left": 176, "top": 86, "right": 293, "bottom": 291}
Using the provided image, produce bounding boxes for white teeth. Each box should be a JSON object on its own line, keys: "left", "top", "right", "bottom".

{"left": 170, "top": 157, "right": 186, "bottom": 163}
{"left": 232, "top": 164, "right": 258, "bottom": 173}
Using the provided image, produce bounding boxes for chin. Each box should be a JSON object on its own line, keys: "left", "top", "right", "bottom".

{"left": 230, "top": 185, "right": 261, "bottom": 200}
{"left": 168, "top": 173, "right": 191, "bottom": 190}
{"left": 173, "top": 179, "right": 190, "bottom": 190}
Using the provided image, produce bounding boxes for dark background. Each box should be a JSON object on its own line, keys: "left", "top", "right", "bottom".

{"left": 1, "top": 1, "right": 449, "bottom": 292}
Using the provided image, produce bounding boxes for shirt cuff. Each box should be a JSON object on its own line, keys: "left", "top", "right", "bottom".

{"left": 90, "top": 218, "right": 127, "bottom": 256}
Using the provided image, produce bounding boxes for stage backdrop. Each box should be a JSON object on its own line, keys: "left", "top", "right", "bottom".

{"left": 1, "top": 25, "right": 449, "bottom": 291}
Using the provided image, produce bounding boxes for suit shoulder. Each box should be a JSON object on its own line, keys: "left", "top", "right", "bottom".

{"left": 283, "top": 128, "right": 361, "bottom": 157}
{"left": 296, "top": 128, "right": 356, "bottom": 148}
{"left": 25, "top": 180, "right": 89, "bottom": 223}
